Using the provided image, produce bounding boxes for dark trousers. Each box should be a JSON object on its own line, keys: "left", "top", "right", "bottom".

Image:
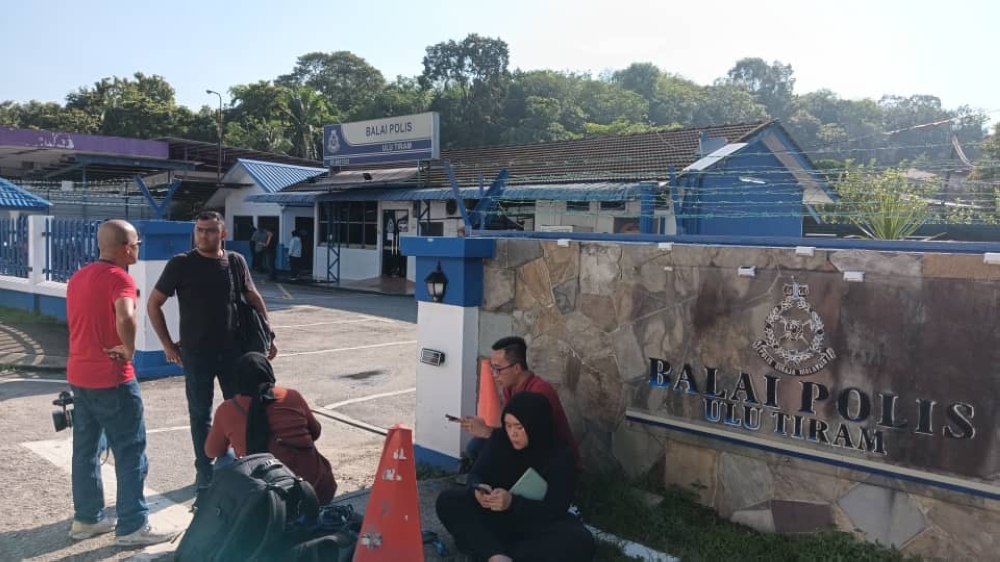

{"left": 289, "top": 256, "right": 301, "bottom": 278}
{"left": 265, "top": 250, "right": 276, "bottom": 280}
{"left": 71, "top": 380, "right": 150, "bottom": 536}
{"left": 181, "top": 347, "right": 241, "bottom": 477}
{"left": 436, "top": 488, "right": 596, "bottom": 562}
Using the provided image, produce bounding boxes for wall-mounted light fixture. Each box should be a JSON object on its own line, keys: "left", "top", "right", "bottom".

{"left": 424, "top": 261, "right": 448, "bottom": 302}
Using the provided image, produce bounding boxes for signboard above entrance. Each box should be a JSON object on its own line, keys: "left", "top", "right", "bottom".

{"left": 323, "top": 112, "right": 440, "bottom": 167}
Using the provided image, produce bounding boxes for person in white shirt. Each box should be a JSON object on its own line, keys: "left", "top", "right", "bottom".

{"left": 288, "top": 230, "right": 303, "bottom": 281}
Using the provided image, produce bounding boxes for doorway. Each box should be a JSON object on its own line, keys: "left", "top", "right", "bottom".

{"left": 294, "top": 216, "right": 314, "bottom": 275}
{"left": 381, "top": 209, "right": 409, "bottom": 277}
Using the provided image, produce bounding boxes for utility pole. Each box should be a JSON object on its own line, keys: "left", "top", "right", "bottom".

{"left": 206, "top": 89, "right": 223, "bottom": 185}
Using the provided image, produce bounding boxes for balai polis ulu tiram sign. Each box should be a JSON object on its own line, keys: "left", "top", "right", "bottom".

{"left": 647, "top": 281, "right": 976, "bottom": 458}
{"left": 323, "top": 112, "right": 440, "bottom": 167}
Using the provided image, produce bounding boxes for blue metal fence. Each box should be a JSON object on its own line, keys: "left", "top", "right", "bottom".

{"left": 0, "top": 215, "right": 29, "bottom": 278}
{"left": 45, "top": 218, "right": 102, "bottom": 282}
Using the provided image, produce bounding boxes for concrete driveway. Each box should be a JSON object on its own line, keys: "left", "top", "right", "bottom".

{"left": 0, "top": 280, "right": 418, "bottom": 561}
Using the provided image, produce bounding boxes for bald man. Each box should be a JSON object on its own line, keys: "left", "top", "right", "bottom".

{"left": 65, "top": 219, "right": 175, "bottom": 546}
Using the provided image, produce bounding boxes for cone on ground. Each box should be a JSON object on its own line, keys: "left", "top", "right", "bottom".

{"left": 477, "top": 358, "right": 502, "bottom": 428}
{"left": 353, "top": 424, "right": 424, "bottom": 562}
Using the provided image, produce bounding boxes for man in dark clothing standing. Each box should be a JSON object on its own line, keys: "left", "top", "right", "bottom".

{"left": 146, "top": 211, "right": 277, "bottom": 492}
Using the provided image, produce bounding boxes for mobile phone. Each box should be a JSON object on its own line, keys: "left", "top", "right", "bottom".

{"left": 475, "top": 484, "right": 492, "bottom": 493}
{"left": 445, "top": 414, "right": 460, "bottom": 422}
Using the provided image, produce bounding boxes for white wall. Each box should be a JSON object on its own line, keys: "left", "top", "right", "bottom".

{"left": 313, "top": 246, "right": 379, "bottom": 281}
{"left": 279, "top": 207, "right": 315, "bottom": 247}
{"left": 222, "top": 169, "right": 283, "bottom": 236}
{"left": 534, "top": 200, "right": 676, "bottom": 234}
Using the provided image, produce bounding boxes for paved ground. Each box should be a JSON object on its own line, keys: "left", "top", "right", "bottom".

{"left": 0, "top": 278, "right": 467, "bottom": 561}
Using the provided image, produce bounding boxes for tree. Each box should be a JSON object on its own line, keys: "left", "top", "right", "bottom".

{"left": 0, "top": 101, "right": 22, "bottom": 127}
{"left": 278, "top": 51, "right": 385, "bottom": 117}
{"left": 726, "top": 57, "right": 796, "bottom": 119}
{"left": 577, "top": 80, "right": 648, "bottom": 126}
{"left": 696, "top": 81, "right": 769, "bottom": 126}
{"left": 350, "top": 76, "right": 432, "bottom": 121}
{"left": 825, "top": 163, "right": 940, "bottom": 239}
{"left": 501, "top": 70, "right": 585, "bottom": 143}
{"left": 230, "top": 81, "right": 290, "bottom": 124}
{"left": 65, "top": 73, "right": 179, "bottom": 138}
{"left": 963, "top": 123, "right": 1000, "bottom": 222}
{"left": 281, "top": 86, "right": 331, "bottom": 160}
{"left": 421, "top": 34, "right": 511, "bottom": 147}
{"left": 611, "top": 64, "right": 703, "bottom": 126}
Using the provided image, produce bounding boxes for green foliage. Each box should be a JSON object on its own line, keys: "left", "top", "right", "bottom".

{"left": 576, "top": 471, "right": 923, "bottom": 562}
{"left": 0, "top": 306, "right": 64, "bottom": 325}
{"left": 825, "top": 163, "right": 940, "bottom": 239}
{"left": 0, "top": 36, "right": 989, "bottom": 170}
{"left": 278, "top": 51, "right": 386, "bottom": 118}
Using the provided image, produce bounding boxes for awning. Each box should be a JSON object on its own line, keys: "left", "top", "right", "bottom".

{"left": 245, "top": 181, "right": 664, "bottom": 206}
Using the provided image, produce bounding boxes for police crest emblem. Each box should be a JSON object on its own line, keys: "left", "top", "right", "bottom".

{"left": 752, "top": 280, "right": 836, "bottom": 376}
{"left": 326, "top": 128, "right": 341, "bottom": 154}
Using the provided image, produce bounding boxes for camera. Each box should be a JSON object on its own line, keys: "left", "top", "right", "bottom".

{"left": 52, "top": 391, "right": 74, "bottom": 432}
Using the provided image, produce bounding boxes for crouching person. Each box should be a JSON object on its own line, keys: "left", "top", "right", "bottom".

{"left": 204, "top": 352, "right": 338, "bottom": 503}
{"left": 436, "top": 392, "right": 595, "bottom": 562}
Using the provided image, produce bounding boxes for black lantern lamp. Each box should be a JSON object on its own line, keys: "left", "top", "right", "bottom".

{"left": 424, "top": 261, "right": 448, "bottom": 302}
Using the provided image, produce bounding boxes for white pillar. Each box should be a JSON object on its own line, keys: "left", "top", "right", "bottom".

{"left": 414, "top": 301, "right": 480, "bottom": 465}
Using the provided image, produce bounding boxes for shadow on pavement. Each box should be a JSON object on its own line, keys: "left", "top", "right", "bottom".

{"left": 0, "top": 375, "right": 70, "bottom": 402}
{"left": 0, "top": 517, "right": 121, "bottom": 562}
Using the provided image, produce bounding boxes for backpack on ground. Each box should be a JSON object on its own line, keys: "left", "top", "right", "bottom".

{"left": 176, "top": 453, "right": 321, "bottom": 562}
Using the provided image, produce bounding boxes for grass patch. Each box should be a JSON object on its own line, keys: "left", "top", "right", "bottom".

{"left": 577, "top": 471, "right": 923, "bottom": 562}
{"left": 594, "top": 540, "right": 644, "bottom": 562}
{"left": 0, "top": 306, "right": 63, "bottom": 325}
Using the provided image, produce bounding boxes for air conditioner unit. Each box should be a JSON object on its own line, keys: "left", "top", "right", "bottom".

{"left": 61, "top": 180, "right": 74, "bottom": 191}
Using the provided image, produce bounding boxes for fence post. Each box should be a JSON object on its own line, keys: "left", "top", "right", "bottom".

{"left": 27, "top": 215, "right": 50, "bottom": 288}
{"left": 130, "top": 219, "right": 192, "bottom": 379}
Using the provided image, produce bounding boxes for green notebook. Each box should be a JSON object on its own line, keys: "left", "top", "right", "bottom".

{"left": 509, "top": 467, "right": 548, "bottom": 501}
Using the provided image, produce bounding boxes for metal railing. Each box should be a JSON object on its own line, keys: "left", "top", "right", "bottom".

{"left": 44, "top": 218, "right": 102, "bottom": 282}
{"left": 0, "top": 215, "right": 29, "bottom": 278}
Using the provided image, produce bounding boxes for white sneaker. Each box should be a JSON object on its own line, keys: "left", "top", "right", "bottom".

{"left": 114, "top": 524, "right": 178, "bottom": 547}
{"left": 69, "top": 517, "right": 116, "bottom": 540}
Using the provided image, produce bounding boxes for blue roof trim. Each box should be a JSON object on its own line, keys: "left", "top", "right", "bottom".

{"left": 232, "top": 159, "right": 326, "bottom": 194}
{"left": 245, "top": 182, "right": 661, "bottom": 205}
{"left": 0, "top": 177, "right": 52, "bottom": 210}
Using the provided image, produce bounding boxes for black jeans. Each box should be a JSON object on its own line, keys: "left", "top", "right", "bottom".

{"left": 181, "top": 347, "right": 242, "bottom": 477}
{"left": 435, "top": 488, "right": 596, "bottom": 562}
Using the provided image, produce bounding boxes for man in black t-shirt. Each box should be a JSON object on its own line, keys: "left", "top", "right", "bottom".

{"left": 146, "top": 210, "right": 277, "bottom": 492}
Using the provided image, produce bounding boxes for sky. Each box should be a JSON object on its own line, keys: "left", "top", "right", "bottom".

{"left": 2, "top": 0, "right": 997, "bottom": 123}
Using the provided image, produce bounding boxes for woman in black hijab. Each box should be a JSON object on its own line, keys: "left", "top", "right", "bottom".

{"left": 205, "top": 352, "right": 338, "bottom": 503}
{"left": 435, "top": 391, "right": 595, "bottom": 562}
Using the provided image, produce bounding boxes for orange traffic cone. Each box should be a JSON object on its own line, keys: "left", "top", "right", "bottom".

{"left": 477, "top": 358, "right": 502, "bottom": 428}
{"left": 353, "top": 424, "right": 424, "bottom": 562}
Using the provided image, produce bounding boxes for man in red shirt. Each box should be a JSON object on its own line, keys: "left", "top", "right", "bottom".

{"left": 460, "top": 336, "right": 582, "bottom": 472}
{"left": 65, "top": 219, "right": 175, "bottom": 547}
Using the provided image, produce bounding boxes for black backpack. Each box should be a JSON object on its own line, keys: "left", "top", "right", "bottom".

{"left": 176, "top": 453, "right": 321, "bottom": 562}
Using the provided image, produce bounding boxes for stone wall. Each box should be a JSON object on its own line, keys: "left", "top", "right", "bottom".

{"left": 479, "top": 238, "right": 1000, "bottom": 560}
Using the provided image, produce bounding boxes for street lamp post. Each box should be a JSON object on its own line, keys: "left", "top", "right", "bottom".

{"left": 206, "top": 89, "right": 223, "bottom": 185}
